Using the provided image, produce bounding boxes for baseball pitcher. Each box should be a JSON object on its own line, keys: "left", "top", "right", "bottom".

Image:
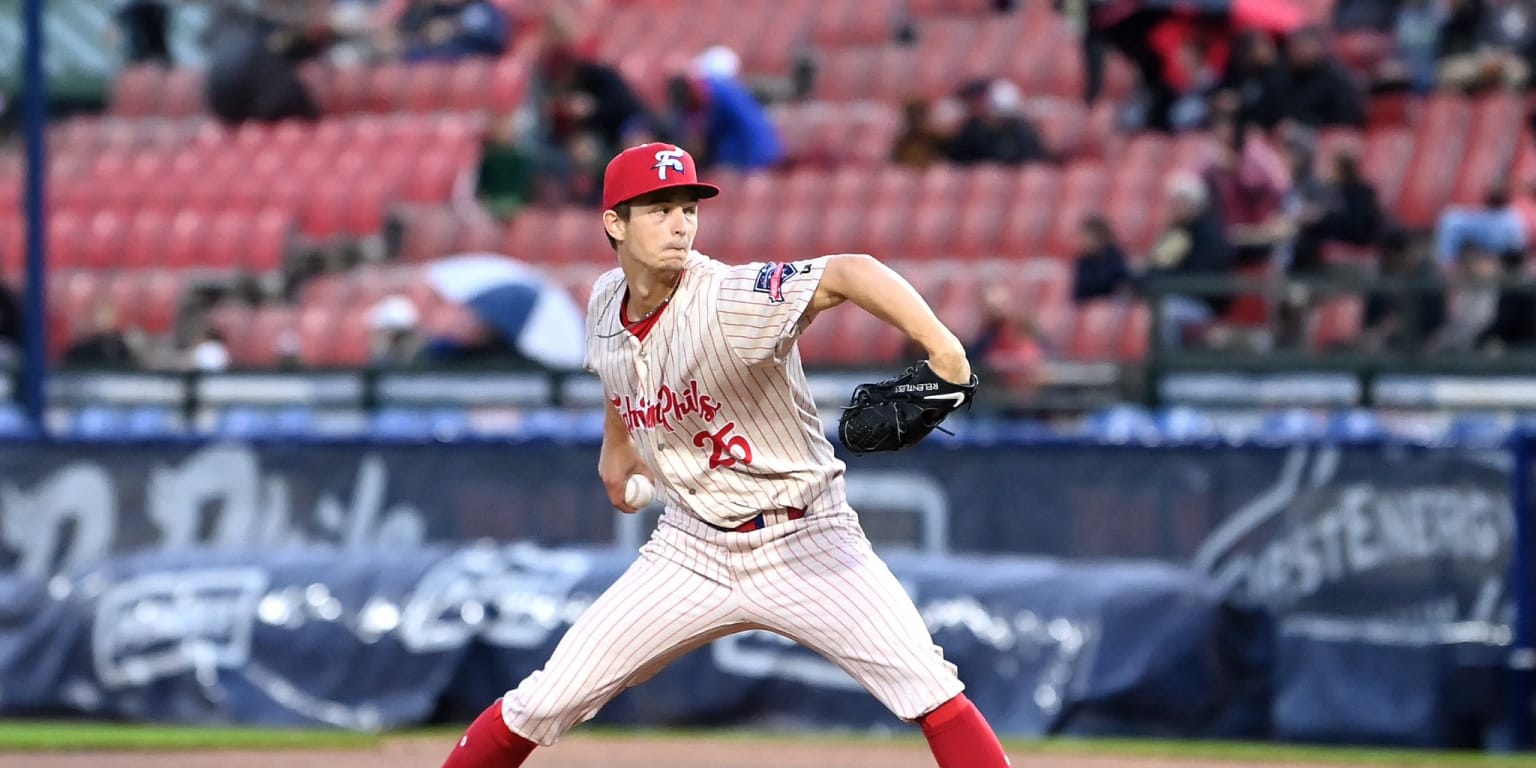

{"left": 441, "top": 143, "right": 1009, "bottom": 768}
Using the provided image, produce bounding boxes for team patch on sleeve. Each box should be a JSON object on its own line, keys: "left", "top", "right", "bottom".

{"left": 752, "top": 261, "right": 803, "bottom": 303}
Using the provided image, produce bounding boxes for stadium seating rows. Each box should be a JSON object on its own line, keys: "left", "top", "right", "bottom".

{"left": 177, "top": 258, "right": 1143, "bottom": 368}
{"left": 1, "top": 0, "right": 1527, "bottom": 370}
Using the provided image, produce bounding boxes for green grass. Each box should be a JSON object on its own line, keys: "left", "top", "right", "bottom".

{"left": 3, "top": 721, "right": 1536, "bottom": 766}
{"left": 0, "top": 721, "right": 380, "bottom": 752}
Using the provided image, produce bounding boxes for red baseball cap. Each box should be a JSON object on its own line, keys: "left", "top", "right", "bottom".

{"left": 601, "top": 143, "right": 721, "bottom": 211}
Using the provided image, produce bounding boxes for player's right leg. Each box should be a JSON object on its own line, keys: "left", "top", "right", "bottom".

{"left": 440, "top": 533, "right": 740, "bottom": 768}
{"left": 741, "top": 515, "right": 1012, "bottom": 768}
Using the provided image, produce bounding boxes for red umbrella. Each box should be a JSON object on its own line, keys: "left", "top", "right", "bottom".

{"left": 1230, "top": 0, "right": 1309, "bottom": 34}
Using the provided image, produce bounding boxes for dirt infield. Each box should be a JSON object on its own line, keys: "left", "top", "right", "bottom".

{"left": 14, "top": 734, "right": 1351, "bottom": 768}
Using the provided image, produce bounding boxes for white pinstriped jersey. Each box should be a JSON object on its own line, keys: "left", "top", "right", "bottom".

{"left": 584, "top": 250, "right": 847, "bottom": 529}
{"left": 497, "top": 250, "right": 966, "bottom": 745}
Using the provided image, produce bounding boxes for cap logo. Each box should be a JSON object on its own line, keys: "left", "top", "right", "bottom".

{"left": 653, "top": 148, "right": 686, "bottom": 180}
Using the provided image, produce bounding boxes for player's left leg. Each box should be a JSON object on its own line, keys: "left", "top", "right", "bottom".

{"left": 441, "top": 529, "right": 741, "bottom": 767}
{"left": 740, "top": 516, "right": 1012, "bottom": 768}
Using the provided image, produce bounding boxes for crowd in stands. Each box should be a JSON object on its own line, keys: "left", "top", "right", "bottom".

{"left": 2, "top": 0, "right": 1536, "bottom": 410}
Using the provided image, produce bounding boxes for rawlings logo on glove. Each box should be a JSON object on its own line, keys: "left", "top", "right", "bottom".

{"left": 837, "top": 361, "right": 978, "bottom": 454}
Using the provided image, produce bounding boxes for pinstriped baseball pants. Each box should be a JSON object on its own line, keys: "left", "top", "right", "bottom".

{"left": 501, "top": 510, "right": 964, "bottom": 745}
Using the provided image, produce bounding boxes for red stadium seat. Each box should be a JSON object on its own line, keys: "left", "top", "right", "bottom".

{"left": 867, "top": 46, "right": 922, "bottom": 104}
{"left": 238, "top": 305, "right": 299, "bottom": 367}
{"left": 1311, "top": 295, "right": 1363, "bottom": 351}
{"left": 997, "top": 166, "right": 1062, "bottom": 257}
{"left": 813, "top": 48, "right": 879, "bottom": 102}
{"left": 1359, "top": 127, "right": 1413, "bottom": 213}
{"left": 365, "top": 62, "right": 412, "bottom": 112}
{"left": 52, "top": 271, "right": 101, "bottom": 341}
{"left": 1450, "top": 91, "right": 1524, "bottom": 206}
{"left": 445, "top": 58, "right": 493, "bottom": 112}
{"left": 453, "top": 215, "right": 504, "bottom": 255}
{"left": 402, "top": 150, "right": 463, "bottom": 203}
{"left": 163, "top": 210, "right": 210, "bottom": 270}
{"left": 0, "top": 218, "right": 21, "bottom": 280}
{"left": 1395, "top": 94, "right": 1470, "bottom": 228}
{"left": 303, "top": 177, "right": 350, "bottom": 239}
{"left": 205, "top": 211, "right": 252, "bottom": 272}
{"left": 551, "top": 207, "right": 601, "bottom": 264}
{"left": 502, "top": 209, "right": 543, "bottom": 262}
{"left": 401, "top": 207, "right": 463, "bottom": 263}
{"left": 772, "top": 200, "right": 823, "bottom": 260}
{"left": 326, "top": 65, "right": 372, "bottom": 114}
{"left": 297, "top": 305, "right": 339, "bottom": 365}
{"left": 1067, "top": 300, "right": 1126, "bottom": 361}
{"left": 47, "top": 211, "right": 86, "bottom": 270}
{"left": 1118, "top": 302, "right": 1150, "bottom": 361}
{"left": 110, "top": 66, "right": 163, "bottom": 117}
{"left": 330, "top": 307, "right": 375, "bottom": 367}
{"left": 162, "top": 69, "right": 205, "bottom": 116}
{"left": 952, "top": 199, "right": 1004, "bottom": 259}
{"left": 1043, "top": 162, "right": 1108, "bottom": 258}
{"left": 811, "top": 201, "right": 860, "bottom": 256}
{"left": 135, "top": 271, "right": 186, "bottom": 335}
{"left": 401, "top": 63, "right": 453, "bottom": 113}
{"left": 248, "top": 208, "right": 293, "bottom": 272}
{"left": 904, "top": 201, "right": 957, "bottom": 261}
{"left": 78, "top": 210, "right": 128, "bottom": 270}
{"left": 121, "top": 211, "right": 170, "bottom": 270}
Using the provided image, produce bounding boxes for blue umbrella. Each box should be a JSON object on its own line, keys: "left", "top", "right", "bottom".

{"left": 424, "top": 254, "right": 586, "bottom": 370}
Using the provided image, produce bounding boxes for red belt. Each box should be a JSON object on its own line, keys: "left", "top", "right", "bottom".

{"left": 716, "top": 507, "right": 806, "bottom": 533}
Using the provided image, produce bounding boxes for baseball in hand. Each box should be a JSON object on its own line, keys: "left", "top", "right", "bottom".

{"left": 623, "top": 474, "right": 655, "bottom": 508}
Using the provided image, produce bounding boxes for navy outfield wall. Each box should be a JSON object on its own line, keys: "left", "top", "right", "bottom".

{"left": 0, "top": 436, "right": 1525, "bottom": 748}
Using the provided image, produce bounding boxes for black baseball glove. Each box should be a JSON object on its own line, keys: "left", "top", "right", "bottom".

{"left": 837, "top": 361, "right": 978, "bottom": 454}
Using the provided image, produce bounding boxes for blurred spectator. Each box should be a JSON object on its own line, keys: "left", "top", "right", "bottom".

{"left": 369, "top": 294, "right": 423, "bottom": 367}
{"left": 1279, "top": 123, "right": 1324, "bottom": 210}
{"left": 1072, "top": 216, "right": 1133, "bottom": 304}
{"left": 202, "top": 5, "right": 324, "bottom": 125}
{"left": 1433, "top": 182, "right": 1526, "bottom": 267}
{"left": 1360, "top": 229, "right": 1445, "bottom": 353}
{"left": 1219, "top": 29, "right": 1290, "bottom": 130}
{"left": 1290, "top": 151, "right": 1383, "bottom": 273}
{"left": 0, "top": 280, "right": 18, "bottom": 368}
{"left": 475, "top": 114, "right": 536, "bottom": 219}
{"left": 1202, "top": 116, "right": 1293, "bottom": 267}
{"left": 1429, "top": 244, "right": 1503, "bottom": 351}
{"left": 969, "top": 284, "right": 1049, "bottom": 399}
{"left": 540, "top": 44, "right": 655, "bottom": 154}
{"left": 942, "top": 79, "right": 1052, "bottom": 166}
{"left": 1384, "top": 0, "right": 1449, "bottom": 93}
{"left": 64, "top": 304, "right": 141, "bottom": 368}
{"left": 1284, "top": 27, "right": 1367, "bottom": 126}
{"left": 395, "top": 0, "right": 510, "bottom": 62}
{"left": 1437, "top": 0, "right": 1534, "bottom": 91}
{"left": 1334, "top": 0, "right": 1402, "bottom": 30}
{"left": 113, "top": 0, "right": 172, "bottom": 66}
{"left": 1145, "top": 171, "right": 1234, "bottom": 347}
{"left": 1479, "top": 251, "right": 1536, "bottom": 352}
{"left": 1511, "top": 178, "right": 1536, "bottom": 239}
{"left": 189, "top": 326, "right": 231, "bottom": 372}
{"left": 664, "top": 47, "right": 784, "bottom": 172}
{"left": 890, "top": 98, "right": 946, "bottom": 168}
{"left": 1167, "top": 40, "right": 1225, "bottom": 131}
{"left": 535, "top": 43, "right": 657, "bottom": 202}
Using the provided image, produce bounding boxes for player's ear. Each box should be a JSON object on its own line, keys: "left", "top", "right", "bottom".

{"left": 602, "top": 209, "right": 626, "bottom": 244}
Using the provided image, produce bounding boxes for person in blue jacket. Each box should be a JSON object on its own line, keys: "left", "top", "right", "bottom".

{"left": 664, "top": 47, "right": 783, "bottom": 171}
